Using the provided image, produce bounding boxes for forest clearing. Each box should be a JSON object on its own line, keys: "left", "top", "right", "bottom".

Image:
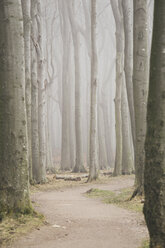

{"left": 0, "top": 0, "right": 165, "bottom": 247}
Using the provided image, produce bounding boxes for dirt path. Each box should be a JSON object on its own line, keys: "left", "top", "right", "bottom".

{"left": 10, "top": 177, "right": 147, "bottom": 248}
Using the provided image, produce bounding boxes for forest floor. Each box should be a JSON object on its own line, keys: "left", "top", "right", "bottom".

{"left": 4, "top": 174, "right": 148, "bottom": 248}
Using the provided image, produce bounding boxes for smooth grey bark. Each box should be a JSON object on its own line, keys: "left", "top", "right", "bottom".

{"left": 0, "top": 0, "right": 30, "bottom": 214}
{"left": 144, "top": 1, "right": 165, "bottom": 247}
{"left": 21, "top": 0, "right": 32, "bottom": 182}
{"left": 122, "top": 0, "right": 135, "bottom": 146}
{"left": 37, "top": 1, "right": 47, "bottom": 182}
{"left": 111, "top": 0, "right": 124, "bottom": 176}
{"left": 98, "top": 106, "right": 108, "bottom": 169}
{"left": 88, "top": 0, "right": 99, "bottom": 182}
{"left": 59, "top": 0, "right": 72, "bottom": 171}
{"left": 67, "top": 2, "right": 86, "bottom": 173}
{"left": 121, "top": 77, "right": 134, "bottom": 174}
{"left": 133, "top": 0, "right": 149, "bottom": 195}
{"left": 31, "top": 0, "right": 46, "bottom": 183}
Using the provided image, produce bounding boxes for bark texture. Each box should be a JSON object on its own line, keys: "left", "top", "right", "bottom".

{"left": 88, "top": 0, "right": 98, "bottom": 182}
{"left": 60, "top": 0, "right": 72, "bottom": 171}
{"left": 31, "top": 0, "right": 46, "bottom": 183}
{"left": 21, "top": 0, "right": 32, "bottom": 182}
{"left": 133, "top": 0, "right": 149, "bottom": 194}
{"left": 68, "top": 2, "right": 86, "bottom": 173}
{"left": 144, "top": 1, "right": 165, "bottom": 247}
{"left": 111, "top": 0, "right": 124, "bottom": 176}
{"left": 0, "top": 0, "right": 30, "bottom": 214}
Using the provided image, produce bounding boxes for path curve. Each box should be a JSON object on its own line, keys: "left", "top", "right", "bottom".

{"left": 11, "top": 177, "right": 147, "bottom": 248}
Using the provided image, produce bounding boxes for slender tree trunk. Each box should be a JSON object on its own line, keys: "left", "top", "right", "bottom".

{"left": 31, "top": 0, "right": 46, "bottom": 183}
{"left": 88, "top": 0, "right": 98, "bottom": 182}
{"left": 121, "top": 77, "right": 134, "bottom": 174}
{"left": 21, "top": 0, "right": 32, "bottom": 182}
{"left": 111, "top": 0, "right": 124, "bottom": 176}
{"left": 144, "top": 1, "right": 165, "bottom": 247}
{"left": 98, "top": 106, "right": 108, "bottom": 169}
{"left": 122, "top": 0, "right": 135, "bottom": 146}
{"left": 133, "top": 0, "right": 149, "bottom": 195}
{"left": 59, "top": 0, "right": 72, "bottom": 171}
{"left": 37, "top": 1, "right": 47, "bottom": 182}
{"left": 67, "top": 3, "right": 86, "bottom": 173}
{"left": 0, "top": 0, "right": 31, "bottom": 214}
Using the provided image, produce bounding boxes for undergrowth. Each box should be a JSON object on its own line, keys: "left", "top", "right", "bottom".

{"left": 140, "top": 239, "right": 149, "bottom": 248}
{"left": 86, "top": 187, "right": 143, "bottom": 213}
{"left": 0, "top": 211, "right": 44, "bottom": 247}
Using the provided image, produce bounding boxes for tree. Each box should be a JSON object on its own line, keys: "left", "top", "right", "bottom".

{"left": 88, "top": 0, "right": 98, "bottom": 182}
{"left": 0, "top": 0, "right": 31, "bottom": 215}
{"left": 133, "top": 0, "right": 149, "bottom": 195}
{"left": 110, "top": 0, "right": 124, "bottom": 176}
{"left": 144, "top": 1, "right": 165, "bottom": 247}
{"left": 67, "top": 1, "right": 86, "bottom": 173}
{"left": 122, "top": 0, "right": 135, "bottom": 146}
{"left": 21, "top": 0, "right": 32, "bottom": 182}
{"left": 59, "top": 0, "right": 73, "bottom": 171}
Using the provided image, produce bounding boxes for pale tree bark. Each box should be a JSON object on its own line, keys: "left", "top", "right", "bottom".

{"left": 121, "top": 77, "right": 134, "bottom": 174}
{"left": 98, "top": 105, "right": 108, "bottom": 170}
{"left": 88, "top": 0, "right": 99, "bottom": 182}
{"left": 31, "top": 0, "right": 46, "bottom": 183}
{"left": 21, "top": 0, "right": 32, "bottom": 182}
{"left": 0, "top": 0, "right": 30, "bottom": 214}
{"left": 133, "top": 0, "right": 149, "bottom": 195}
{"left": 59, "top": 0, "right": 72, "bottom": 171}
{"left": 67, "top": 1, "right": 86, "bottom": 173}
{"left": 37, "top": 1, "right": 47, "bottom": 182}
{"left": 31, "top": 0, "right": 40, "bottom": 183}
{"left": 144, "top": 2, "right": 165, "bottom": 247}
{"left": 111, "top": 0, "right": 124, "bottom": 176}
{"left": 122, "top": 0, "right": 135, "bottom": 146}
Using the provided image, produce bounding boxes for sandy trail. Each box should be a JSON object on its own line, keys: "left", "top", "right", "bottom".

{"left": 10, "top": 176, "right": 147, "bottom": 248}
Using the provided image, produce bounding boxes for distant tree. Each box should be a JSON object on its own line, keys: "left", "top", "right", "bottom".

{"left": 0, "top": 0, "right": 31, "bottom": 215}
{"left": 31, "top": 0, "right": 46, "bottom": 183}
{"left": 144, "top": 1, "right": 165, "bottom": 247}
{"left": 110, "top": 0, "right": 124, "bottom": 176}
{"left": 67, "top": 1, "right": 86, "bottom": 173}
{"left": 59, "top": 0, "right": 73, "bottom": 171}
{"left": 88, "top": 0, "right": 98, "bottom": 181}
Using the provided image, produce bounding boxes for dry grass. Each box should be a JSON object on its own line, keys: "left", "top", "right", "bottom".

{"left": 0, "top": 212, "right": 44, "bottom": 247}
{"left": 139, "top": 239, "right": 149, "bottom": 248}
{"left": 86, "top": 186, "right": 144, "bottom": 213}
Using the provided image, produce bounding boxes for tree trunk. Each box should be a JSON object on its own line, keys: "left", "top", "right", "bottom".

{"left": 21, "top": 0, "right": 32, "bottom": 182}
{"left": 122, "top": 0, "right": 135, "bottom": 146}
{"left": 144, "top": 1, "right": 165, "bottom": 247}
{"left": 88, "top": 0, "right": 98, "bottom": 182}
{"left": 31, "top": 0, "right": 46, "bottom": 183}
{"left": 37, "top": 1, "right": 47, "bottom": 182}
{"left": 133, "top": 0, "right": 149, "bottom": 195}
{"left": 111, "top": 0, "right": 124, "bottom": 176}
{"left": 59, "top": 0, "right": 72, "bottom": 171}
{"left": 121, "top": 77, "right": 134, "bottom": 174}
{"left": 0, "top": 0, "right": 30, "bottom": 214}
{"left": 67, "top": 3, "right": 86, "bottom": 173}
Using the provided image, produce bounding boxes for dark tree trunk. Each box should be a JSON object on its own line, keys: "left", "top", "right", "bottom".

{"left": 144, "top": 1, "right": 165, "bottom": 247}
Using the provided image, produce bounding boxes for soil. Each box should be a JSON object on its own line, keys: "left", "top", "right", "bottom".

{"left": 8, "top": 176, "right": 148, "bottom": 248}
